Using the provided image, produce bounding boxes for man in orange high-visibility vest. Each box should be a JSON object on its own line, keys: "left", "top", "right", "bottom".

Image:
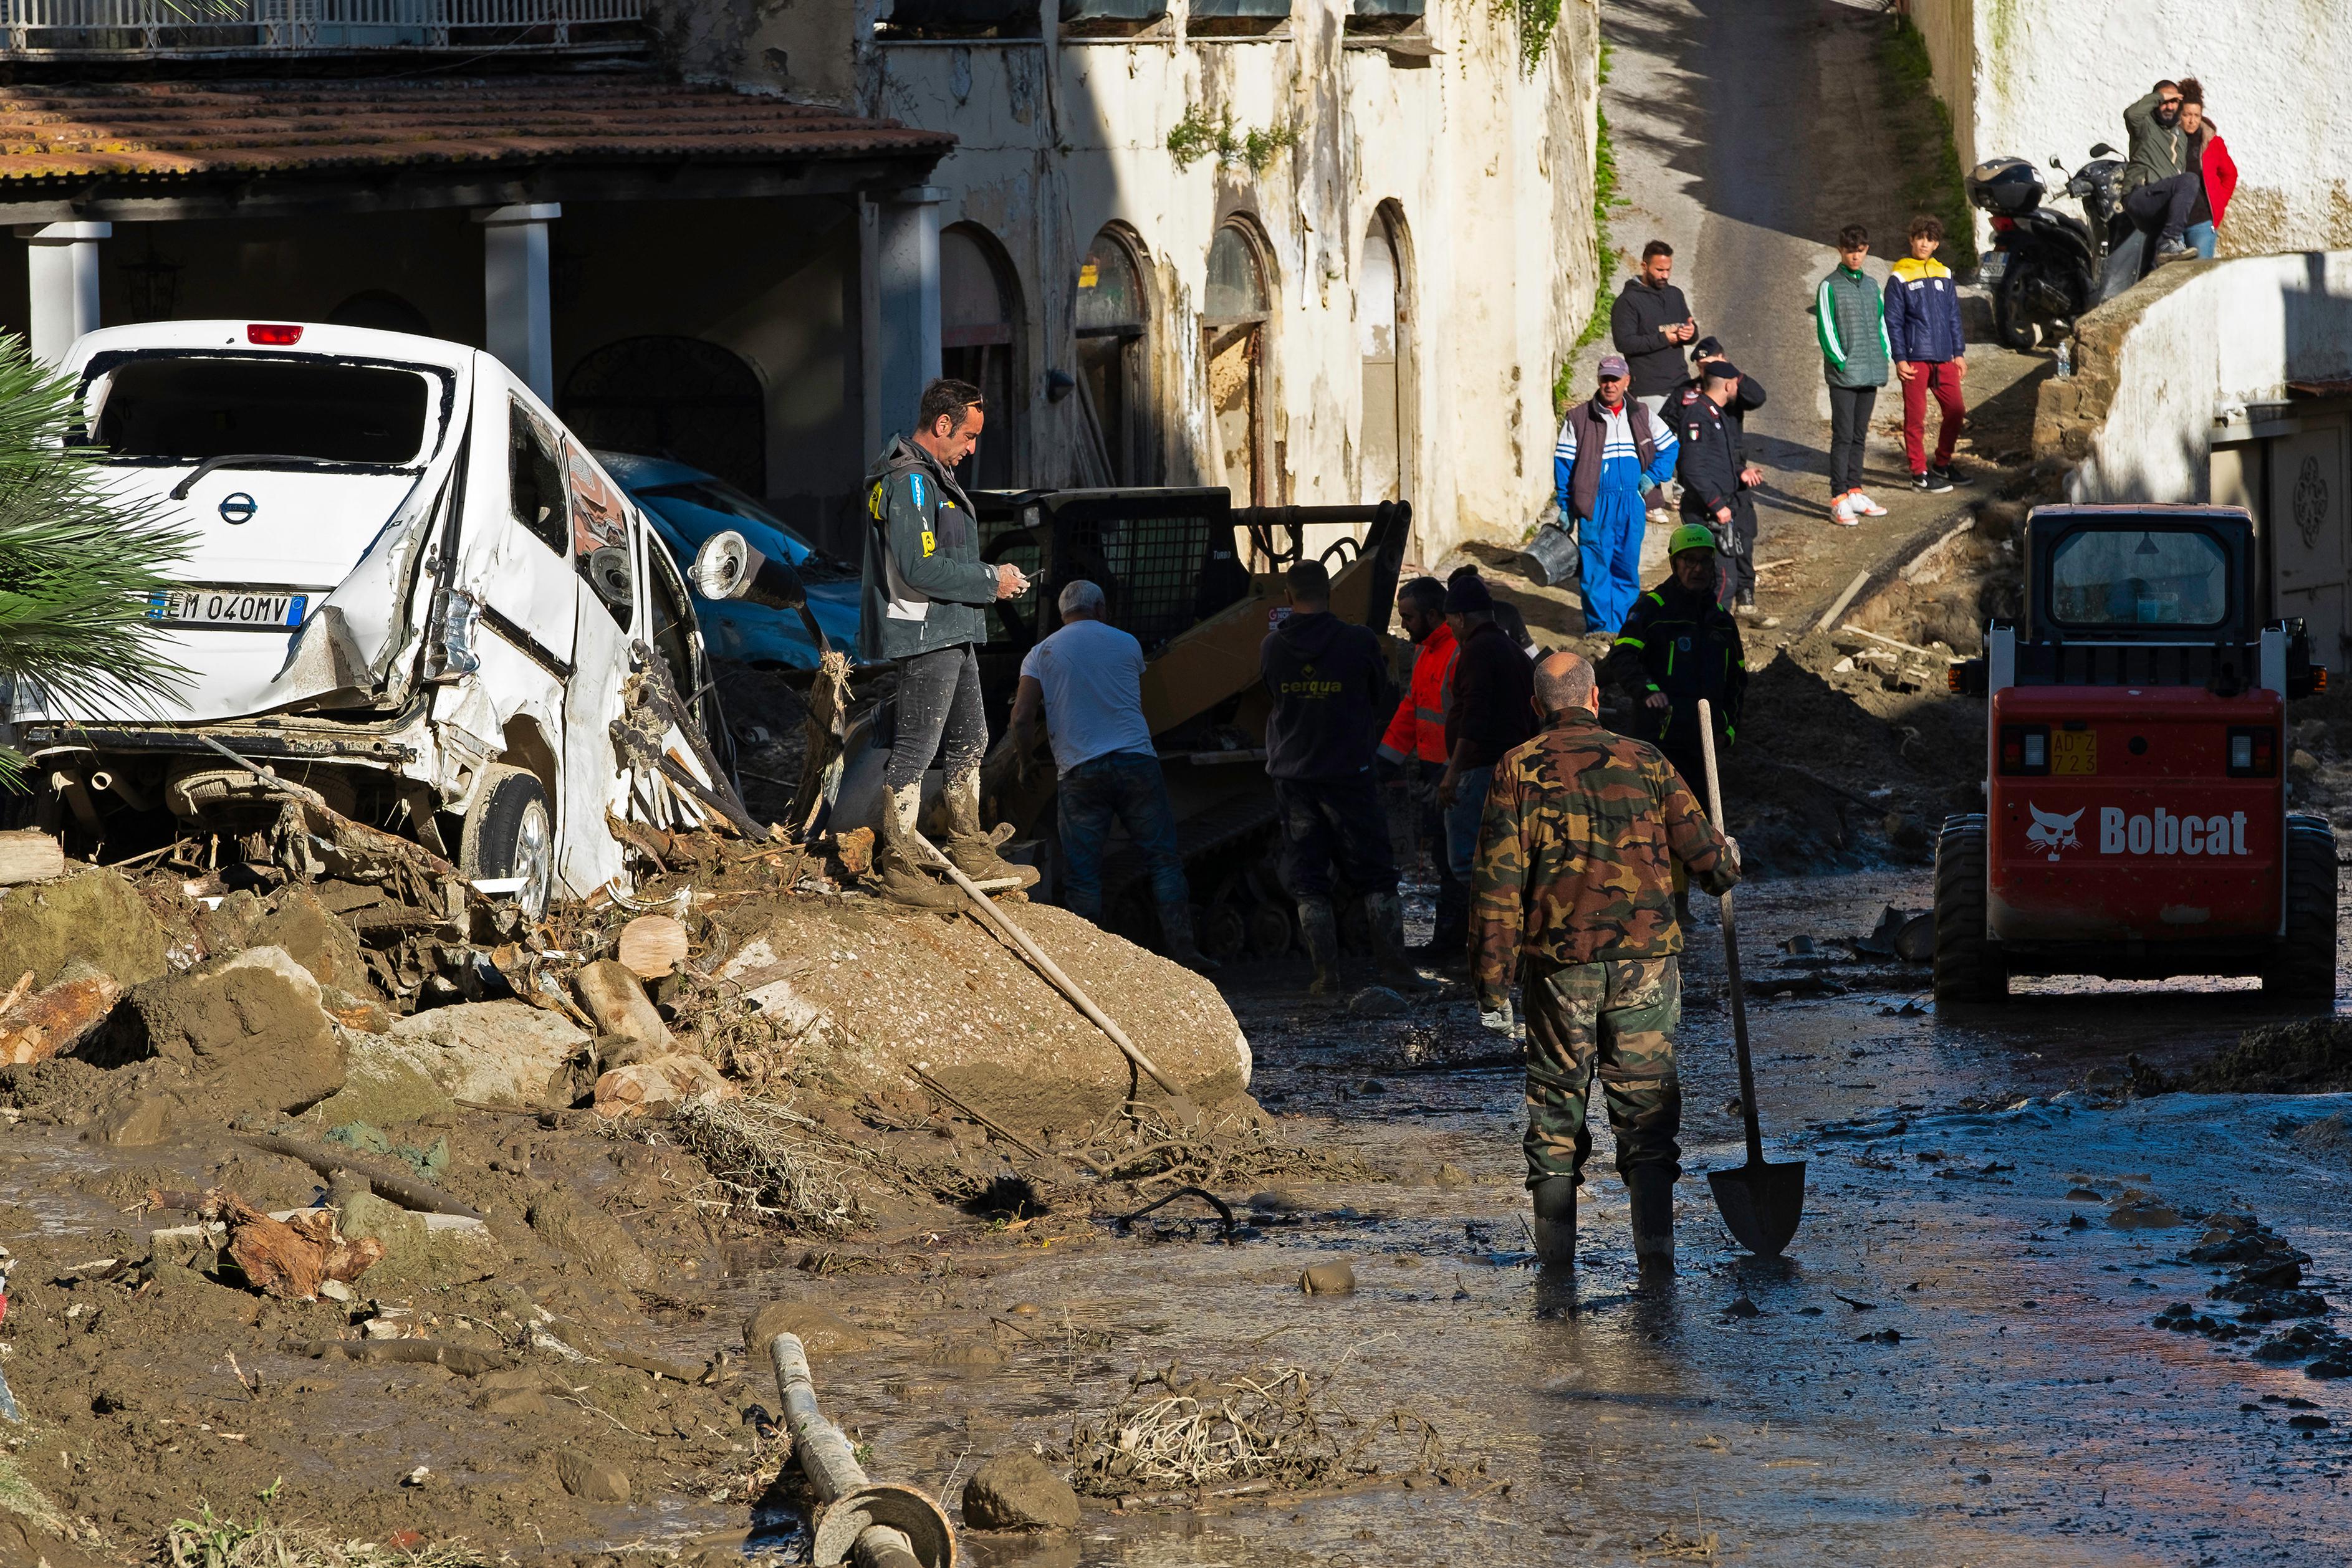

{"left": 1378, "top": 576, "right": 1463, "bottom": 962}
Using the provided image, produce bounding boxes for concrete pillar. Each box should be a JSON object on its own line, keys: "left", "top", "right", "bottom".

{"left": 861, "top": 186, "right": 944, "bottom": 455}
{"left": 476, "top": 203, "right": 560, "bottom": 401}
{"left": 16, "top": 222, "right": 111, "bottom": 365}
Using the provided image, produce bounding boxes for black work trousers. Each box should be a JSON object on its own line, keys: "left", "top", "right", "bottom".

{"left": 884, "top": 643, "right": 987, "bottom": 793}
{"left": 1827, "top": 385, "right": 1878, "bottom": 496}
{"left": 2125, "top": 172, "right": 2202, "bottom": 244}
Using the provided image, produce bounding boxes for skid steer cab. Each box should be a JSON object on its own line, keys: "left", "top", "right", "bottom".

{"left": 1937, "top": 505, "right": 2335, "bottom": 1006}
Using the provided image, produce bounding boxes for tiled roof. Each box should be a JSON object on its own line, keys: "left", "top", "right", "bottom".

{"left": 0, "top": 77, "right": 954, "bottom": 184}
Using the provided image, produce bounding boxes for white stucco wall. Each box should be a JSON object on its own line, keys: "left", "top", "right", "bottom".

{"left": 2063, "top": 251, "right": 2352, "bottom": 504}
{"left": 1904, "top": 0, "right": 2352, "bottom": 257}
{"left": 676, "top": 0, "right": 1600, "bottom": 560}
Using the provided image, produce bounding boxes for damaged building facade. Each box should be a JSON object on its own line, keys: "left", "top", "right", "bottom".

{"left": 665, "top": 0, "right": 1603, "bottom": 557}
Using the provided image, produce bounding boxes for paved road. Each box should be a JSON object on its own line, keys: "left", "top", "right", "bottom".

{"left": 1593, "top": 0, "right": 2042, "bottom": 629}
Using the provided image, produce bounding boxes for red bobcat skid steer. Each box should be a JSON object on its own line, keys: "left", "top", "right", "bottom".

{"left": 1939, "top": 505, "right": 2336, "bottom": 1006}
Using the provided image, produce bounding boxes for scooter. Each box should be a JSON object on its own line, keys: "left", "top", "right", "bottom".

{"left": 1967, "top": 145, "right": 2141, "bottom": 350}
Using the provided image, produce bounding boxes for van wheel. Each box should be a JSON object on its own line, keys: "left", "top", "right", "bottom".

{"left": 1933, "top": 815, "right": 2006, "bottom": 1008}
{"left": 2262, "top": 815, "right": 2338, "bottom": 1003}
{"left": 461, "top": 765, "right": 555, "bottom": 920}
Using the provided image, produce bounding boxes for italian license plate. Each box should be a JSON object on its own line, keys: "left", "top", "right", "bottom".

{"left": 1980, "top": 251, "right": 2007, "bottom": 281}
{"left": 145, "top": 587, "right": 310, "bottom": 630}
{"left": 2053, "top": 731, "right": 2097, "bottom": 775}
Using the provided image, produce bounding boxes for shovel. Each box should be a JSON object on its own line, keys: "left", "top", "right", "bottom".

{"left": 1696, "top": 699, "right": 1807, "bottom": 1258}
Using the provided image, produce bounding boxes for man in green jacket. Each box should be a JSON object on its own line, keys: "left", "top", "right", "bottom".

{"left": 2119, "top": 80, "right": 2199, "bottom": 265}
{"left": 858, "top": 378, "right": 1034, "bottom": 906}
{"left": 1813, "top": 224, "right": 1891, "bottom": 528}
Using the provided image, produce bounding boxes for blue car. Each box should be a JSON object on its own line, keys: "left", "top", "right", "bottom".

{"left": 598, "top": 451, "right": 863, "bottom": 669}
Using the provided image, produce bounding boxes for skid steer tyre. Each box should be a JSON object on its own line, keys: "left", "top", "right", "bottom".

{"left": 1932, "top": 815, "right": 2006, "bottom": 1008}
{"left": 2262, "top": 814, "right": 2338, "bottom": 1004}
{"left": 462, "top": 765, "right": 556, "bottom": 921}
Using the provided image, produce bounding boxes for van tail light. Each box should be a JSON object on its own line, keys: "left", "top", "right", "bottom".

{"left": 1999, "top": 724, "right": 2049, "bottom": 775}
{"left": 247, "top": 323, "right": 304, "bottom": 346}
{"left": 2227, "top": 725, "right": 2277, "bottom": 778}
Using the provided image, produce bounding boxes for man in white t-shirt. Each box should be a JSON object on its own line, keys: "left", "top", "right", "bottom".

{"left": 1010, "top": 580, "right": 1216, "bottom": 973}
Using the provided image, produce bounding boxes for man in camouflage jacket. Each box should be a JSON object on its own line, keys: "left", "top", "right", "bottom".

{"left": 1471, "top": 649, "right": 1739, "bottom": 1276}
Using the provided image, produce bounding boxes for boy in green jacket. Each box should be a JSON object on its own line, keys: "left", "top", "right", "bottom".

{"left": 1813, "top": 224, "right": 1892, "bottom": 527}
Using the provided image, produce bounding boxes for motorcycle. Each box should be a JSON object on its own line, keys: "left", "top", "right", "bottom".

{"left": 1967, "top": 145, "right": 2144, "bottom": 350}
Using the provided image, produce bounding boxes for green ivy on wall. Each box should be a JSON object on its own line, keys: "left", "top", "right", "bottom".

{"left": 1167, "top": 105, "right": 1301, "bottom": 173}
{"left": 1499, "top": 0, "right": 1563, "bottom": 72}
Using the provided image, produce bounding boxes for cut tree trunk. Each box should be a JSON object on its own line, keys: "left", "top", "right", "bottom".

{"left": 0, "top": 829, "right": 64, "bottom": 886}
{"left": 0, "top": 970, "right": 123, "bottom": 1064}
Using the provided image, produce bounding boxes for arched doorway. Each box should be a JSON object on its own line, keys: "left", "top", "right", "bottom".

{"left": 1202, "top": 221, "right": 1272, "bottom": 505}
{"left": 559, "top": 337, "right": 766, "bottom": 497}
{"left": 941, "top": 224, "right": 1024, "bottom": 490}
{"left": 1360, "top": 209, "right": 1406, "bottom": 504}
{"left": 1074, "top": 227, "right": 1151, "bottom": 485}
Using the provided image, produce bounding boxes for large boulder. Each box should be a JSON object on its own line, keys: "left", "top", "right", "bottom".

{"left": 526, "top": 1185, "right": 654, "bottom": 1290}
{"left": 592, "top": 1053, "right": 728, "bottom": 1119}
{"left": 384, "top": 1001, "right": 587, "bottom": 1109}
{"left": 335, "top": 1190, "right": 505, "bottom": 1291}
{"left": 124, "top": 945, "right": 345, "bottom": 1114}
{"left": 708, "top": 905, "right": 1254, "bottom": 1130}
{"left": 0, "top": 867, "right": 167, "bottom": 991}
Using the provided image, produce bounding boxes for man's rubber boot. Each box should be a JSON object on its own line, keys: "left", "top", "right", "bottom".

{"left": 1406, "top": 882, "right": 1468, "bottom": 966}
{"left": 871, "top": 782, "right": 960, "bottom": 910}
{"left": 942, "top": 767, "right": 1040, "bottom": 891}
{"left": 1627, "top": 1164, "right": 1676, "bottom": 1281}
{"left": 1366, "top": 891, "right": 1433, "bottom": 990}
{"left": 1159, "top": 900, "right": 1222, "bottom": 975}
{"left": 1531, "top": 1176, "right": 1577, "bottom": 1269}
{"left": 1297, "top": 897, "right": 1342, "bottom": 996}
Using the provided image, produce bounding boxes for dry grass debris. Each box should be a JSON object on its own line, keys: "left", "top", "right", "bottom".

{"left": 162, "top": 1504, "right": 486, "bottom": 1568}
{"left": 1058, "top": 1104, "right": 1370, "bottom": 1192}
{"left": 644, "top": 1096, "right": 863, "bottom": 1233}
{"left": 1069, "top": 1355, "right": 1481, "bottom": 1499}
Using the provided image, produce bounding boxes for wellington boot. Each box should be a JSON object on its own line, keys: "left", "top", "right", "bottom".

{"left": 1159, "top": 901, "right": 1222, "bottom": 975}
{"left": 943, "top": 767, "right": 1039, "bottom": 889}
{"left": 871, "top": 782, "right": 960, "bottom": 910}
{"left": 1406, "top": 883, "right": 1468, "bottom": 967}
{"left": 1297, "top": 897, "right": 1342, "bottom": 996}
{"left": 1365, "top": 891, "right": 1432, "bottom": 990}
{"left": 1627, "top": 1164, "right": 1676, "bottom": 1279}
{"left": 1531, "top": 1175, "right": 1577, "bottom": 1269}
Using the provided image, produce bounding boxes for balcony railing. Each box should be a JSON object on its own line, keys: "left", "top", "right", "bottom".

{"left": 1, "top": 0, "right": 642, "bottom": 57}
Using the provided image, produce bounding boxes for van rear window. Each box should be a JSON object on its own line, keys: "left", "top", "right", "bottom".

{"left": 92, "top": 356, "right": 433, "bottom": 465}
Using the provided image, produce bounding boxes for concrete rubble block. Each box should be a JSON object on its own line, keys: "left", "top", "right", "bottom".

{"left": 555, "top": 1450, "right": 631, "bottom": 1503}
{"left": 126, "top": 945, "right": 347, "bottom": 1114}
{"left": 0, "top": 866, "right": 168, "bottom": 992}
{"left": 742, "top": 1298, "right": 871, "bottom": 1357}
{"left": 961, "top": 1452, "right": 1080, "bottom": 1532}
{"left": 147, "top": 1220, "right": 227, "bottom": 1270}
{"left": 592, "top": 1052, "right": 730, "bottom": 1119}
{"left": 309, "top": 1035, "right": 461, "bottom": 1129}
{"left": 572, "top": 960, "right": 673, "bottom": 1058}
{"left": 385, "top": 1000, "right": 589, "bottom": 1109}
{"left": 711, "top": 904, "right": 1255, "bottom": 1130}
{"left": 335, "top": 1190, "right": 504, "bottom": 1290}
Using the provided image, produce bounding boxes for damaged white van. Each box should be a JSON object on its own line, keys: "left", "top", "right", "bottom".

{"left": 1, "top": 321, "right": 749, "bottom": 914}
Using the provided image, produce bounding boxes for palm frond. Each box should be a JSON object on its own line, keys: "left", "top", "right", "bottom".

{"left": 0, "top": 332, "right": 194, "bottom": 789}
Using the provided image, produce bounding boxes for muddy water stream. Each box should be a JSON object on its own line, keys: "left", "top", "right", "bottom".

{"left": 715, "top": 869, "right": 2350, "bottom": 1566}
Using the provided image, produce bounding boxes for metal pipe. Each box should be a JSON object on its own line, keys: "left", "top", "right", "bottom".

{"left": 766, "top": 1331, "right": 954, "bottom": 1568}
{"left": 89, "top": 769, "right": 153, "bottom": 812}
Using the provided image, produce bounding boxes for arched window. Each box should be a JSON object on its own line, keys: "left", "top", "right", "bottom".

{"left": 1074, "top": 227, "right": 1151, "bottom": 485}
{"left": 941, "top": 224, "right": 1024, "bottom": 490}
{"left": 559, "top": 337, "right": 766, "bottom": 498}
{"left": 1202, "top": 221, "right": 1272, "bottom": 505}
{"left": 1360, "top": 208, "right": 1406, "bottom": 504}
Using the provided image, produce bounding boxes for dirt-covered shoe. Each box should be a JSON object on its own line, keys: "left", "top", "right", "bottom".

{"left": 943, "top": 832, "right": 1040, "bottom": 890}
{"left": 871, "top": 846, "right": 961, "bottom": 909}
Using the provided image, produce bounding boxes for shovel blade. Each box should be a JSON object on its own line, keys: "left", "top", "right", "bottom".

{"left": 1709, "top": 1159, "right": 1808, "bottom": 1258}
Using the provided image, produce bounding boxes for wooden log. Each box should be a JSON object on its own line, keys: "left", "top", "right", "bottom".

{"left": 0, "top": 970, "right": 123, "bottom": 1066}
{"left": 236, "top": 1133, "right": 484, "bottom": 1221}
{"left": 194, "top": 1188, "right": 385, "bottom": 1302}
{"left": 0, "top": 829, "right": 64, "bottom": 886}
{"left": 617, "top": 914, "right": 689, "bottom": 980}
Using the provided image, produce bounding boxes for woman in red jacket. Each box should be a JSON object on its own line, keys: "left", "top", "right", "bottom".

{"left": 2178, "top": 80, "right": 2237, "bottom": 261}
